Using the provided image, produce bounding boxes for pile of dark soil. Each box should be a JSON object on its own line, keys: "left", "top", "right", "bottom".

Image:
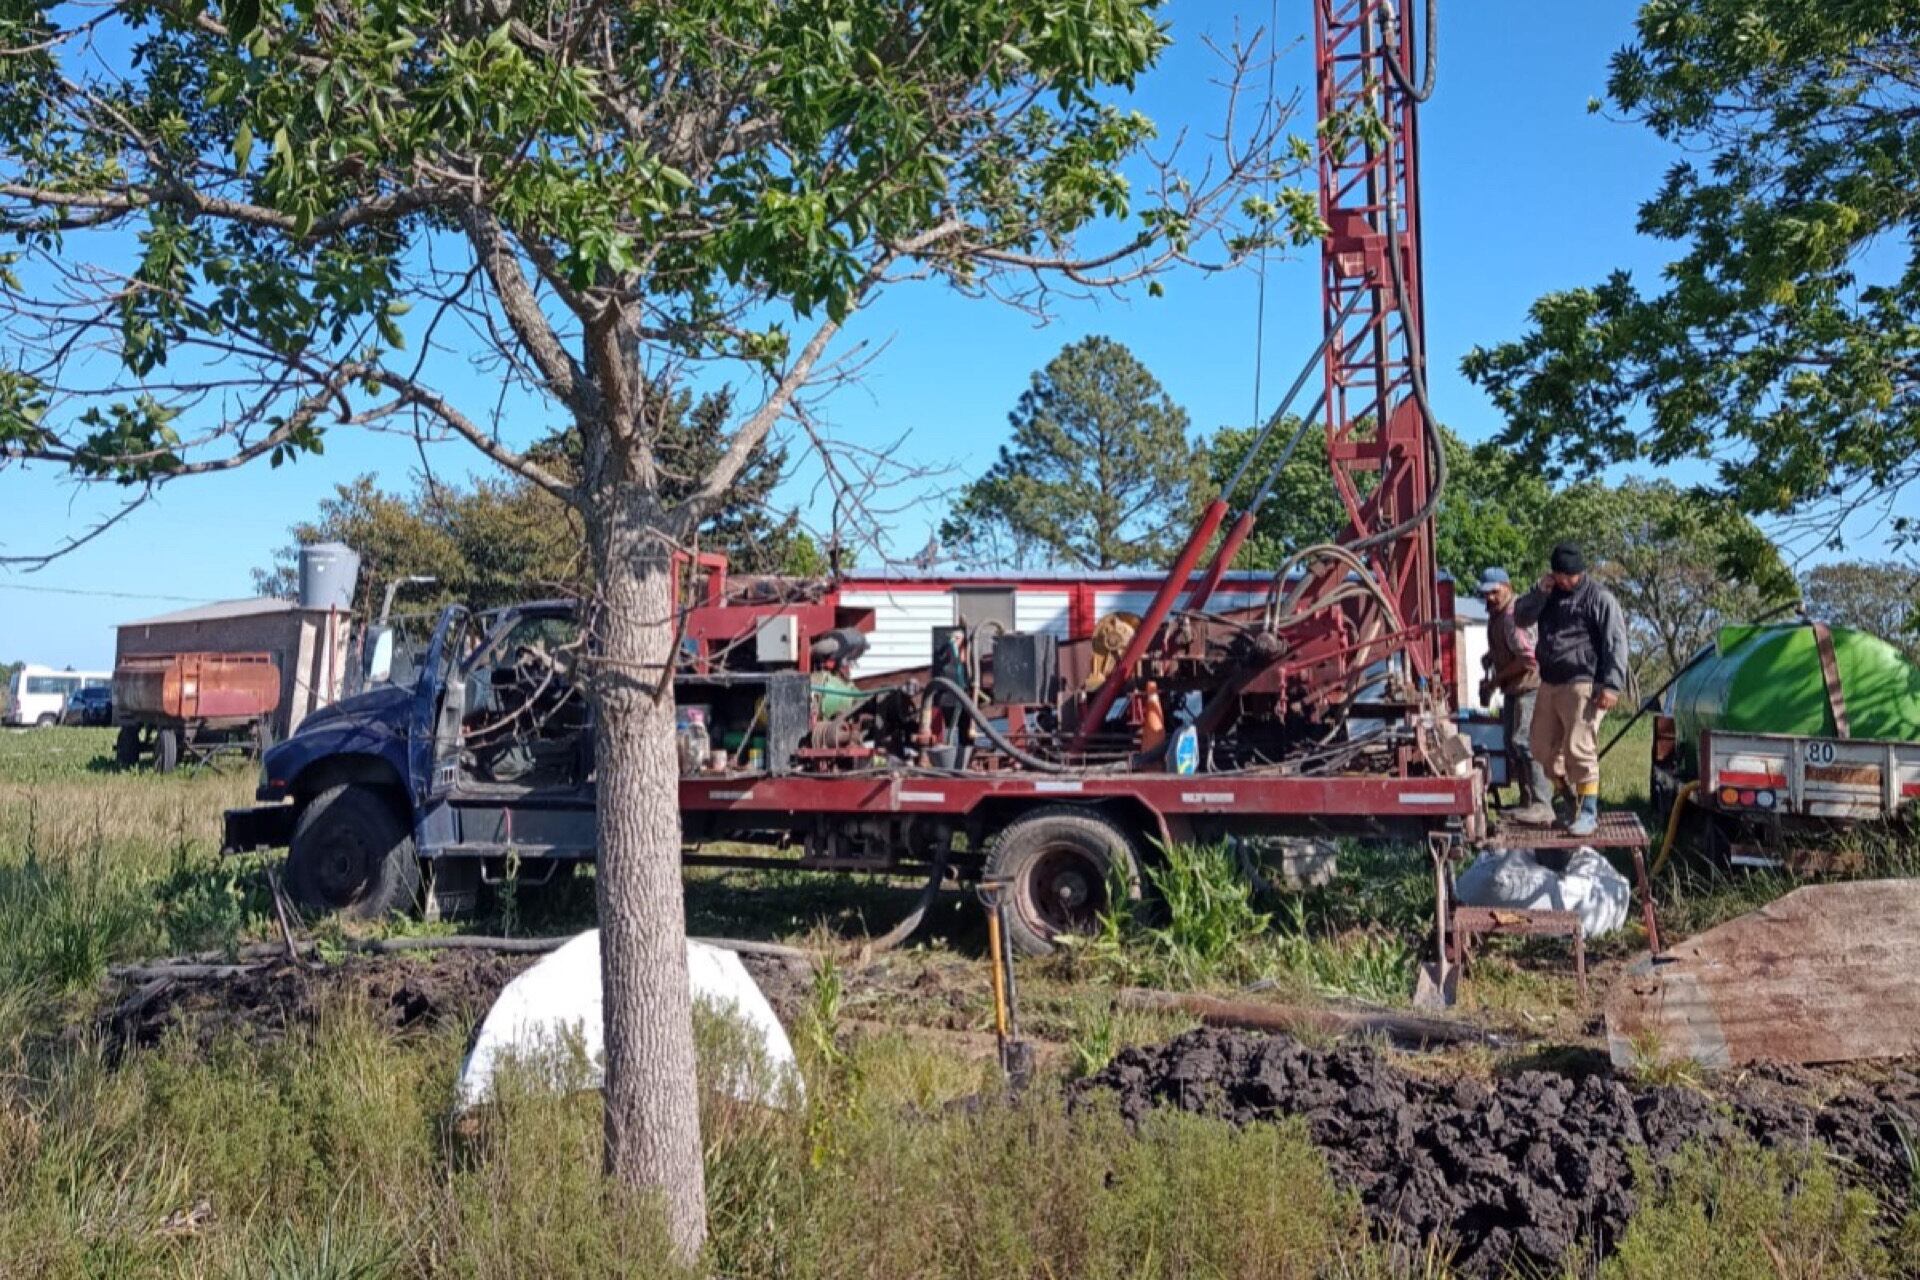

{"left": 99, "top": 947, "right": 814, "bottom": 1058}
{"left": 103, "top": 951, "right": 537, "bottom": 1055}
{"left": 1073, "top": 1028, "right": 1920, "bottom": 1276}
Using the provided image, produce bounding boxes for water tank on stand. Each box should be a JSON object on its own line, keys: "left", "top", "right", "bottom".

{"left": 298, "top": 542, "right": 361, "bottom": 611}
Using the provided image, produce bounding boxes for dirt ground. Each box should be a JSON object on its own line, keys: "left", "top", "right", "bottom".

{"left": 1073, "top": 1027, "right": 1920, "bottom": 1277}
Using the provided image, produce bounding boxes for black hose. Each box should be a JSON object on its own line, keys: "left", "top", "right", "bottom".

{"left": 1227, "top": 290, "right": 1369, "bottom": 502}
{"left": 1247, "top": 391, "right": 1327, "bottom": 515}
{"left": 929, "top": 677, "right": 1069, "bottom": 773}
{"left": 860, "top": 839, "right": 951, "bottom": 956}
{"left": 1383, "top": 0, "right": 1438, "bottom": 103}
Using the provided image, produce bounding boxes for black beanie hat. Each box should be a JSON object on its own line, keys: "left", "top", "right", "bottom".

{"left": 1550, "top": 543, "right": 1585, "bottom": 575}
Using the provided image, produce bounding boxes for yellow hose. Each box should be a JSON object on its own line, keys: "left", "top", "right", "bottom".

{"left": 1650, "top": 780, "right": 1699, "bottom": 878}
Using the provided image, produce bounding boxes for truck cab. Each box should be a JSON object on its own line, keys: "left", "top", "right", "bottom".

{"left": 226, "top": 599, "right": 592, "bottom": 917}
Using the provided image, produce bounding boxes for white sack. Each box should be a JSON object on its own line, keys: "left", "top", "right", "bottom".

{"left": 1453, "top": 847, "right": 1631, "bottom": 939}
{"left": 455, "top": 930, "right": 802, "bottom": 1111}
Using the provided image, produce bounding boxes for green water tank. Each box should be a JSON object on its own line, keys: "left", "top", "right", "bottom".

{"left": 1667, "top": 623, "right": 1920, "bottom": 772}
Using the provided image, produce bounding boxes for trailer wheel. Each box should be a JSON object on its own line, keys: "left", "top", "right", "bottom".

{"left": 986, "top": 806, "right": 1142, "bottom": 957}
{"left": 154, "top": 728, "right": 180, "bottom": 774}
{"left": 35, "top": 712, "right": 56, "bottom": 728}
{"left": 286, "top": 784, "right": 421, "bottom": 919}
{"left": 114, "top": 725, "right": 141, "bottom": 767}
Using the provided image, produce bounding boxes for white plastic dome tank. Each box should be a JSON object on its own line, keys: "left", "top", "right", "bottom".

{"left": 298, "top": 542, "right": 361, "bottom": 611}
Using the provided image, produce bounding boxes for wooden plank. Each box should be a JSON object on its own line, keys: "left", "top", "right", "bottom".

{"left": 1117, "top": 988, "right": 1497, "bottom": 1049}
{"left": 1606, "top": 880, "right": 1920, "bottom": 1069}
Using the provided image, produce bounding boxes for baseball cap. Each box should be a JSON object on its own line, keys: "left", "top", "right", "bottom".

{"left": 1476, "top": 567, "right": 1511, "bottom": 594}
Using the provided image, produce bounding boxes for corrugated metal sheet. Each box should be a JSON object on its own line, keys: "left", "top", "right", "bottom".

{"left": 838, "top": 568, "right": 1279, "bottom": 586}
{"left": 839, "top": 589, "right": 953, "bottom": 676}
{"left": 120, "top": 596, "right": 307, "bottom": 628}
{"left": 1014, "top": 591, "right": 1070, "bottom": 638}
{"left": 1093, "top": 589, "right": 1269, "bottom": 617}
{"left": 1606, "top": 880, "right": 1920, "bottom": 1068}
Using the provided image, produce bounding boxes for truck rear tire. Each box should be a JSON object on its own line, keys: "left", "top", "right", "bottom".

{"left": 286, "top": 784, "right": 421, "bottom": 919}
{"left": 114, "top": 725, "right": 141, "bottom": 767}
{"left": 154, "top": 728, "right": 180, "bottom": 773}
{"left": 986, "top": 806, "right": 1142, "bottom": 957}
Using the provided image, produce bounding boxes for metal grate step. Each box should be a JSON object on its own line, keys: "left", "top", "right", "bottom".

{"left": 1482, "top": 809, "right": 1649, "bottom": 850}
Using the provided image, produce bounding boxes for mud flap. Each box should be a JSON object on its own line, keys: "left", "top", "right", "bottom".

{"left": 424, "top": 857, "right": 480, "bottom": 922}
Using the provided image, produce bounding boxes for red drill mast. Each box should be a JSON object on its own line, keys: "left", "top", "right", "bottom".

{"left": 1309, "top": 0, "right": 1440, "bottom": 686}
{"left": 1071, "top": 0, "right": 1446, "bottom": 756}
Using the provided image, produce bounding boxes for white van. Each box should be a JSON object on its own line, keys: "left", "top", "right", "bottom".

{"left": 4, "top": 665, "right": 111, "bottom": 727}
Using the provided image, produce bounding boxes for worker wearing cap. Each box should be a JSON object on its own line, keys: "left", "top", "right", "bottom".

{"left": 1515, "top": 544, "right": 1630, "bottom": 837}
{"left": 1476, "top": 568, "right": 1555, "bottom": 826}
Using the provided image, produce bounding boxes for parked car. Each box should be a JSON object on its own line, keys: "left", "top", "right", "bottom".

{"left": 63, "top": 684, "right": 114, "bottom": 727}
{"left": 5, "top": 665, "right": 110, "bottom": 726}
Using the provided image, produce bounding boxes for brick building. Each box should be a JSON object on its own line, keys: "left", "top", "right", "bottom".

{"left": 114, "top": 598, "right": 353, "bottom": 739}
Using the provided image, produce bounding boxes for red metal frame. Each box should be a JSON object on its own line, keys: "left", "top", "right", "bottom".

{"left": 682, "top": 770, "right": 1478, "bottom": 826}
{"left": 1289, "top": 0, "right": 1440, "bottom": 694}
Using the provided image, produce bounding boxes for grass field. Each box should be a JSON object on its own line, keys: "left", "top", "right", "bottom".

{"left": 1, "top": 724, "right": 1913, "bottom": 1277}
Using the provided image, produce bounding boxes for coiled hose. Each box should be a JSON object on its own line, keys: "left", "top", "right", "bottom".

{"left": 929, "top": 677, "right": 1068, "bottom": 773}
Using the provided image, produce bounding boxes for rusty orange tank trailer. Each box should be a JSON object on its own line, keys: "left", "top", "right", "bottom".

{"left": 113, "top": 652, "right": 281, "bottom": 773}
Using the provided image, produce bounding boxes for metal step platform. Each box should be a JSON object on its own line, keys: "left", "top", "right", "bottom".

{"left": 1427, "top": 810, "right": 1661, "bottom": 1007}
{"left": 1481, "top": 810, "right": 1649, "bottom": 852}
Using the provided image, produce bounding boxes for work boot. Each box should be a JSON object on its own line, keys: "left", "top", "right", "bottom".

{"left": 1508, "top": 798, "right": 1557, "bottom": 827}
{"left": 1551, "top": 788, "right": 1575, "bottom": 826}
{"left": 1567, "top": 794, "right": 1600, "bottom": 838}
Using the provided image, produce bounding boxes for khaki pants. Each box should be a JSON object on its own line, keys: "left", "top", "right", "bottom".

{"left": 1531, "top": 679, "right": 1606, "bottom": 795}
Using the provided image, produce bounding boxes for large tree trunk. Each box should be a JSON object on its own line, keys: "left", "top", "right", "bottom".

{"left": 588, "top": 486, "right": 707, "bottom": 1259}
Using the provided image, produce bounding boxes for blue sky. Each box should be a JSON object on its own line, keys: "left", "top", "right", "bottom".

{"left": 0, "top": 1, "right": 1884, "bottom": 668}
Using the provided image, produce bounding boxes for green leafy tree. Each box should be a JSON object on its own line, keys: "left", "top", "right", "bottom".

{"left": 1544, "top": 479, "right": 1797, "bottom": 686}
{"left": 262, "top": 389, "right": 818, "bottom": 609}
{"left": 1803, "top": 560, "right": 1920, "bottom": 658}
{"left": 1207, "top": 422, "right": 1554, "bottom": 586}
{"left": 938, "top": 480, "right": 1055, "bottom": 570}
{"left": 1462, "top": 0, "right": 1920, "bottom": 547}
{"left": 0, "top": 2, "right": 1303, "bottom": 1251}
{"left": 941, "top": 337, "right": 1212, "bottom": 570}
{"left": 1433, "top": 435, "right": 1556, "bottom": 589}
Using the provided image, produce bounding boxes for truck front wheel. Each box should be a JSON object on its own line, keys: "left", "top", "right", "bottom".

{"left": 986, "top": 806, "right": 1142, "bottom": 957}
{"left": 286, "top": 784, "right": 421, "bottom": 919}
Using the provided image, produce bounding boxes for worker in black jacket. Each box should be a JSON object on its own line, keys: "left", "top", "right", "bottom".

{"left": 1513, "top": 544, "right": 1631, "bottom": 837}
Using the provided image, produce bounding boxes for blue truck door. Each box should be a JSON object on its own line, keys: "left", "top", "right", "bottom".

{"left": 409, "top": 605, "right": 470, "bottom": 799}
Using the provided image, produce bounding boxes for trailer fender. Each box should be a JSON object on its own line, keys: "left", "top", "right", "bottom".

{"left": 968, "top": 792, "right": 1167, "bottom": 854}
